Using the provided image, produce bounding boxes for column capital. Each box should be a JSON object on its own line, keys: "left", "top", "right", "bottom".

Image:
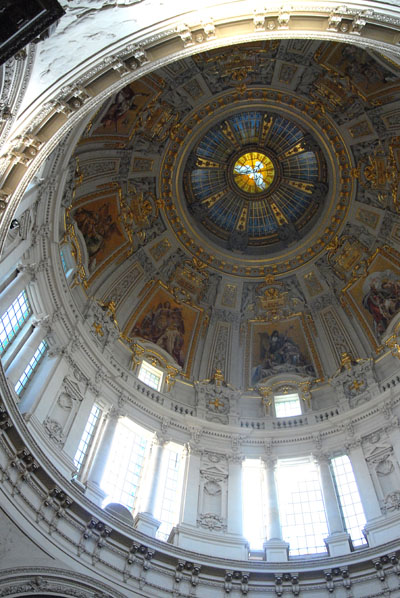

{"left": 313, "top": 451, "right": 332, "bottom": 466}
{"left": 17, "top": 262, "right": 37, "bottom": 279}
{"left": 344, "top": 438, "right": 362, "bottom": 452}
{"left": 184, "top": 442, "right": 203, "bottom": 457}
{"left": 261, "top": 454, "right": 278, "bottom": 469}
{"left": 106, "top": 406, "right": 123, "bottom": 421}
{"left": 31, "top": 317, "right": 45, "bottom": 329}
{"left": 228, "top": 453, "right": 244, "bottom": 464}
{"left": 384, "top": 416, "right": 400, "bottom": 433}
{"left": 152, "top": 432, "right": 167, "bottom": 447}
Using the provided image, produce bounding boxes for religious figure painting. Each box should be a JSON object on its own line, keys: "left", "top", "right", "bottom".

{"left": 71, "top": 193, "right": 126, "bottom": 279}
{"left": 124, "top": 283, "right": 202, "bottom": 373}
{"left": 91, "top": 79, "right": 159, "bottom": 138}
{"left": 248, "top": 317, "right": 318, "bottom": 386}
{"left": 343, "top": 249, "right": 400, "bottom": 347}
{"left": 317, "top": 43, "right": 400, "bottom": 105}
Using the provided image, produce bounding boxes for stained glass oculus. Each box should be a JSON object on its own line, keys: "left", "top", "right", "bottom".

{"left": 233, "top": 152, "right": 275, "bottom": 194}
{"left": 183, "top": 111, "right": 327, "bottom": 253}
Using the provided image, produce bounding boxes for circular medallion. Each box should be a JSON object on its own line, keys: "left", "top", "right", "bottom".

{"left": 182, "top": 110, "right": 326, "bottom": 252}
{"left": 161, "top": 90, "right": 353, "bottom": 277}
{"left": 233, "top": 152, "right": 275, "bottom": 195}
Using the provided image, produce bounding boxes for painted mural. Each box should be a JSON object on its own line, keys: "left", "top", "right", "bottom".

{"left": 125, "top": 283, "right": 202, "bottom": 372}
{"left": 72, "top": 193, "right": 125, "bottom": 276}
{"left": 248, "top": 317, "right": 317, "bottom": 386}
{"left": 317, "top": 43, "right": 400, "bottom": 105}
{"left": 343, "top": 249, "right": 400, "bottom": 346}
{"left": 91, "top": 79, "right": 158, "bottom": 138}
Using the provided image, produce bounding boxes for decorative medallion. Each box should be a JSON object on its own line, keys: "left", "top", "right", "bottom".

{"left": 161, "top": 89, "right": 353, "bottom": 277}
{"left": 183, "top": 110, "right": 325, "bottom": 253}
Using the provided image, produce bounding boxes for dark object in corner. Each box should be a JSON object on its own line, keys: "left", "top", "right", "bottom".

{"left": 0, "top": 0, "right": 65, "bottom": 65}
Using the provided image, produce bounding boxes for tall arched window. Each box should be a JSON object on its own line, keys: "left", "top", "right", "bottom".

{"left": 0, "top": 290, "right": 31, "bottom": 355}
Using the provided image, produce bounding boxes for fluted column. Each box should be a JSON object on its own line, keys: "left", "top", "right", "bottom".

{"left": 0, "top": 268, "right": 31, "bottom": 316}
{"left": 315, "top": 453, "right": 351, "bottom": 556}
{"left": 263, "top": 456, "right": 282, "bottom": 540}
{"left": 85, "top": 407, "right": 120, "bottom": 505}
{"left": 347, "top": 442, "right": 381, "bottom": 521}
{"left": 262, "top": 456, "right": 289, "bottom": 562}
{"left": 134, "top": 433, "right": 165, "bottom": 536}
{"left": 227, "top": 455, "right": 244, "bottom": 536}
{"left": 142, "top": 434, "right": 165, "bottom": 515}
{"left": 6, "top": 323, "right": 46, "bottom": 388}
{"left": 179, "top": 443, "right": 202, "bottom": 526}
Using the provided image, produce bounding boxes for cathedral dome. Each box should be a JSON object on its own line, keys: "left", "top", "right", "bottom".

{"left": 2, "top": 5, "right": 400, "bottom": 597}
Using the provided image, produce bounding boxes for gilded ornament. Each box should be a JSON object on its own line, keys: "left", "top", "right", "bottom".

{"left": 93, "top": 322, "right": 104, "bottom": 337}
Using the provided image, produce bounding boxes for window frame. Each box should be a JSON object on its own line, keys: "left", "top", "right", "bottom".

{"left": 14, "top": 339, "right": 48, "bottom": 396}
{"left": 276, "top": 457, "right": 329, "bottom": 556}
{"left": 59, "top": 243, "right": 75, "bottom": 281}
{"left": 138, "top": 360, "right": 163, "bottom": 392}
{"left": 330, "top": 454, "right": 368, "bottom": 548}
{"left": 274, "top": 392, "right": 302, "bottom": 418}
{"left": 155, "top": 442, "right": 185, "bottom": 541}
{"left": 73, "top": 403, "right": 103, "bottom": 473}
{"left": 101, "top": 417, "right": 152, "bottom": 513}
{"left": 0, "top": 290, "right": 32, "bottom": 356}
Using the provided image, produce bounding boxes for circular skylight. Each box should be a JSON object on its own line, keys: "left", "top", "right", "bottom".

{"left": 233, "top": 152, "right": 275, "bottom": 195}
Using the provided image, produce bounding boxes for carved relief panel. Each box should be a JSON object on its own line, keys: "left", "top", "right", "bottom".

{"left": 44, "top": 377, "right": 83, "bottom": 447}
{"left": 363, "top": 429, "right": 400, "bottom": 511}
{"left": 197, "top": 451, "right": 228, "bottom": 532}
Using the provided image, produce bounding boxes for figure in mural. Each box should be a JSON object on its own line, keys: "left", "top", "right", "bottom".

{"left": 251, "top": 328, "right": 315, "bottom": 385}
{"left": 337, "top": 45, "right": 397, "bottom": 90}
{"left": 100, "top": 86, "right": 149, "bottom": 130}
{"left": 362, "top": 269, "right": 400, "bottom": 336}
{"left": 74, "top": 203, "right": 122, "bottom": 272}
{"left": 133, "top": 301, "right": 185, "bottom": 366}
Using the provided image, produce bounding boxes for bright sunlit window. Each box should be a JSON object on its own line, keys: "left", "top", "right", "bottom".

{"left": 14, "top": 340, "right": 48, "bottom": 396}
{"left": 138, "top": 360, "right": 163, "bottom": 391}
{"left": 60, "top": 248, "right": 68, "bottom": 274}
{"left": 0, "top": 290, "right": 31, "bottom": 355}
{"left": 276, "top": 458, "right": 329, "bottom": 556}
{"left": 155, "top": 442, "right": 185, "bottom": 541}
{"left": 274, "top": 393, "right": 302, "bottom": 418}
{"left": 242, "top": 459, "right": 268, "bottom": 549}
{"left": 101, "top": 418, "right": 151, "bottom": 511}
{"left": 331, "top": 455, "right": 367, "bottom": 547}
{"left": 74, "top": 403, "right": 102, "bottom": 472}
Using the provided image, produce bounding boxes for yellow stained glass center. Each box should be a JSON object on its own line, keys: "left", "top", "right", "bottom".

{"left": 233, "top": 152, "right": 275, "bottom": 194}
